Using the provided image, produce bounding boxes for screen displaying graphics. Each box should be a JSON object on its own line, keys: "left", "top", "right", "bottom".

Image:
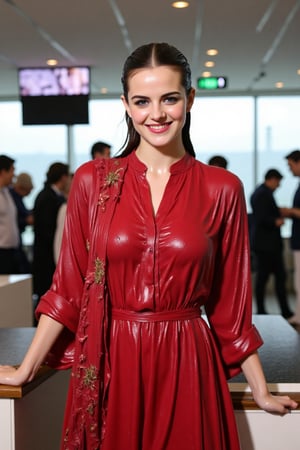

{"left": 18, "top": 66, "right": 90, "bottom": 125}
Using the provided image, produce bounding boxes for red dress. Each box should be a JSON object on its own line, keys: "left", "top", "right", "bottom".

{"left": 36, "top": 152, "right": 263, "bottom": 450}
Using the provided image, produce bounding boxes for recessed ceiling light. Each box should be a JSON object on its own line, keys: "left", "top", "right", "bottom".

{"left": 172, "top": 1, "right": 189, "bottom": 8}
{"left": 297, "top": 69, "right": 300, "bottom": 75}
{"left": 205, "top": 61, "right": 215, "bottom": 68}
{"left": 275, "top": 82, "right": 284, "bottom": 89}
{"left": 206, "top": 49, "right": 218, "bottom": 56}
{"left": 46, "top": 59, "right": 58, "bottom": 66}
{"left": 202, "top": 71, "right": 211, "bottom": 77}
{"left": 100, "top": 87, "right": 108, "bottom": 94}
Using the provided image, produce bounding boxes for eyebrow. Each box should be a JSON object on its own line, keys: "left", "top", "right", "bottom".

{"left": 130, "top": 91, "right": 181, "bottom": 100}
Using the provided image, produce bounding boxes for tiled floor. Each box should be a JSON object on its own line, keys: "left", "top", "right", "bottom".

{"left": 254, "top": 294, "right": 300, "bottom": 333}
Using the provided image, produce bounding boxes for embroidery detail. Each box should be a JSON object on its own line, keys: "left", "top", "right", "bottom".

{"left": 98, "top": 166, "right": 123, "bottom": 211}
{"left": 86, "top": 239, "right": 90, "bottom": 251}
{"left": 94, "top": 257, "right": 105, "bottom": 284}
{"left": 83, "top": 365, "right": 97, "bottom": 389}
{"left": 105, "top": 169, "right": 121, "bottom": 186}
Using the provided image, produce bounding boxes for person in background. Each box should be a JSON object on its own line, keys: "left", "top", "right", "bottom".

{"left": 208, "top": 154, "right": 228, "bottom": 169}
{"left": 9, "top": 172, "right": 34, "bottom": 273}
{"left": 32, "top": 162, "right": 70, "bottom": 302}
{"left": 0, "top": 43, "right": 297, "bottom": 450}
{"left": 0, "top": 154, "right": 20, "bottom": 274}
{"left": 90, "top": 141, "right": 111, "bottom": 159}
{"left": 53, "top": 173, "right": 73, "bottom": 264}
{"left": 281, "top": 149, "right": 300, "bottom": 326}
{"left": 250, "top": 169, "right": 293, "bottom": 319}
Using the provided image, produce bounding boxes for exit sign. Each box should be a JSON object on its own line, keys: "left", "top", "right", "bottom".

{"left": 197, "top": 76, "right": 227, "bottom": 90}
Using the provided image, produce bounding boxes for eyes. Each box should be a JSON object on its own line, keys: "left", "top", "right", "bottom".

{"left": 133, "top": 95, "right": 181, "bottom": 107}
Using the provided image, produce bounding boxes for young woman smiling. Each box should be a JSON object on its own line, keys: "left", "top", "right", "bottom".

{"left": 0, "top": 42, "right": 297, "bottom": 450}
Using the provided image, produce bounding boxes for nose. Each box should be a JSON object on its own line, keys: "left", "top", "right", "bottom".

{"left": 150, "top": 102, "right": 166, "bottom": 122}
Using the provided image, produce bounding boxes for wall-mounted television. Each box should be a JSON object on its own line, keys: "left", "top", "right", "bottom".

{"left": 18, "top": 66, "right": 90, "bottom": 125}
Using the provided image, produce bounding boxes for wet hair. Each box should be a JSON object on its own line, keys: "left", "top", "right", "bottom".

{"left": 119, "top": 42, "right": 195, "bottom": 157}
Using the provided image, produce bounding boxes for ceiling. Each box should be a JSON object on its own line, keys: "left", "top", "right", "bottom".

{"left": 0, "top": 0, "right": 300, "bottom": 99}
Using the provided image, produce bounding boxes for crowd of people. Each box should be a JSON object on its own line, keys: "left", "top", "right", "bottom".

{"left": 0, "top": 41, "right": 298, "bottom": 449}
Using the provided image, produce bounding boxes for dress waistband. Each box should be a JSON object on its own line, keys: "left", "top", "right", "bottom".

{"left": 111, "top": 307, "right": 201, "bottom": 322}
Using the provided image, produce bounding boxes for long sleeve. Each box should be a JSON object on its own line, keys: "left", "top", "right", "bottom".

{"left": 204, "top": 174, "right": 263, "bottom": 378}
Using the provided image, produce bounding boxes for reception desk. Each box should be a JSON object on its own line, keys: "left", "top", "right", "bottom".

{"left": 0, "top": 275, "right": 33, "bottom": 327}
{"left": 0, "top": 328, "right": 69, "bottom": 450}
{"left": 229, "top": 315, "right": 300, "bottom": 450}
{"left": 0, "top": 316, "right": 299, "bottom": 450}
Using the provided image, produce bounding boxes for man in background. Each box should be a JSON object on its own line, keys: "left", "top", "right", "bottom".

{"left": 32, "top": 162, "right": 70, "bottom": 302}
{"left": 250, "top": 168, "right": 293, "bottom": 319}
{"left": 9, "top": 172, "right": 34, "bottom": 273}
{"left": 207, "top": 155, "right": 228, "bottom": 169}
{"left": 90, "top": 141, "right": 111, "bottom": 159}
{"left": 281, "top": 150, "right": 300, "bottom": 326}
{"left": 0, "top": 154, "right": 20, "bottom": 274}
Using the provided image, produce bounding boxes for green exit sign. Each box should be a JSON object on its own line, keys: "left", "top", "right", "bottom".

{"left": 197, "top": 76, "right": 227, "bottom": 90}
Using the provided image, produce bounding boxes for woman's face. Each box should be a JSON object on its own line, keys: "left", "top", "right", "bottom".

{"left": 122, "top": 65, "right": 195, "bottom": 151}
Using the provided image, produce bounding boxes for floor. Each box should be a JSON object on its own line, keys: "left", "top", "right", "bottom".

{"left": 254, "top": 294, "right": 300, "bottom": 333}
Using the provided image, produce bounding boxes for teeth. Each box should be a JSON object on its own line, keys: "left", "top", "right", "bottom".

{"left": 148, "top": 124, "right": 167, "bottom": 129}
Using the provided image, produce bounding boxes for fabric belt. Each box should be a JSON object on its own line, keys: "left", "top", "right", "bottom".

{"left": 111, "top": 307, "right": 201, "bottom": 322}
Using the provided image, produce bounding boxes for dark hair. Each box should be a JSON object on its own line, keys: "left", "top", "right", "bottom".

{"left": 0, "top": 154, "right": 15, "bottom": 171}
{"left": 208, "top": 155, "right": 228, "bottom": 169}
{"left": 90, "top": 141, "right": 111, "bottom": 159}
{"left": 264, "top": 168, "right": 283, "bottom": 180}
{"left": 45, "top": 162, "right": 69, "bottom": 185}
{"left": 119, "top": 42, "right": 195, "bottom": 157}
{"left": 286, "top": 149, "right": 300, "bottom": 162}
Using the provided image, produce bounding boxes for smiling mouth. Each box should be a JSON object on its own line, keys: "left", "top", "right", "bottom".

{"left": 147, "top": 123, "right": 171, "bottom": 132}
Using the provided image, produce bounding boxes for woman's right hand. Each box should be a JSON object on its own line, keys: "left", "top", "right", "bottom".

{"left": 0, "top": 315, "right": 64, "bottom": 387}
{"left": 0, "top": 365, "right": 30, "bottom": 386}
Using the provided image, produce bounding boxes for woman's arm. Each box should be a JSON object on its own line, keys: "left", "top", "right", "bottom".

{"left": 241, "top": 351, "right": 298, "bottom": 414}
{"left": 0, "top": 314, "right": 64, "bottom": 386}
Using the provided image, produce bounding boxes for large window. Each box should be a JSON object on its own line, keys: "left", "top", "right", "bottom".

{"left": 1, "top": 95, "right": 300, "bottom": 243}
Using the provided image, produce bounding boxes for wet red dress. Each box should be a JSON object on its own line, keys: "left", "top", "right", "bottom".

{"left": 37, "top": 152, "right": 263, "bottom": 450}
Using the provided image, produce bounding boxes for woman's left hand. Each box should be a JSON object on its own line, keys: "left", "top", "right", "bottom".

{"left": 253, "top": 391, "right": 298, "bottom": 415}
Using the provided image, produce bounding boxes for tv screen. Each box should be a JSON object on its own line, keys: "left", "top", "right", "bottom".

{"left": 18, "top": 67, "right": 90, "bottom": 125}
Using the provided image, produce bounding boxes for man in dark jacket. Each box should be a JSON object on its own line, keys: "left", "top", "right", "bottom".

{"left": 32, "top": 162, "right": 69, "bottom": 303}
{"left": 250, "top": 168, "right": 293, "bottom": 318}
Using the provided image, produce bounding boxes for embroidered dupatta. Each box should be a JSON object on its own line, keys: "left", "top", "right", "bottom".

{"left": 38, "top": 157, "right": 128, "bottom": 450}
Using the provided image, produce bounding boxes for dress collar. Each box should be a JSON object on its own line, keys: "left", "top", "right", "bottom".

{"left": 128, "top": 150, "right": 195, "bottom": 175}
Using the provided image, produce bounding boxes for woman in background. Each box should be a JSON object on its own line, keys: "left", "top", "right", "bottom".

{"left": 0, "top": 43, "right": 297, "bottom": 450}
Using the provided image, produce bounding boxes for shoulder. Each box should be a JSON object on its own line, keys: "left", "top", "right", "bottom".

{"left": 72, "top": 157, "right": 128, "bottom": 195}
{"left": 193, "top": 159, "right": 243, "bottom": 195}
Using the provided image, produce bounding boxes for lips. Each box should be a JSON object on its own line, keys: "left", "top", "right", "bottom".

{"left": 146, "top": 123, "right": 171, "bottom": 133}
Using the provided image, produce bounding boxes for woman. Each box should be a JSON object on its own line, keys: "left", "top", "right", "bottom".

{"left": 0, "top": 43, "right": 297, "bottom": 450}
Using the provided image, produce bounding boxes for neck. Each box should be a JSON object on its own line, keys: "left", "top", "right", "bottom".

{"left": 136, "top": 144, "right": 185, "bottom": 174}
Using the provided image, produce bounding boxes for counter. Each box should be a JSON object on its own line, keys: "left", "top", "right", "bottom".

{"left": 229, "top": 315, "right": 300, "bottom": 449}
{"left": 0, "top": 275, "right": 33, "bottom": 327}
{"left": 0, "top": 316, "right": 299, "bottom": 450}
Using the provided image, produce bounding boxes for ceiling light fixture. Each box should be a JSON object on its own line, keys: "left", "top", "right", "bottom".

{"left": 206, "top": 49, "right": 218, "bottom": 56}
{"left": 47, "top": 59, "right": 58, "bottom": 66}
{"left": 100, "top": 87, "right": 108, "bottom": 94}
{"left": 172, "top": 1, "right": 189, "bottom": 8}
{"left": 202, "top": 71, "right": 211, "bottom": 77}
{"left": 297, "top": 69, "right": 300, "bottom": 75}
{"left": 275, "top": 81, "right": 284, "bottom": 88}
{"left": 205, "top": 61, "right": 215, "bottom": 68}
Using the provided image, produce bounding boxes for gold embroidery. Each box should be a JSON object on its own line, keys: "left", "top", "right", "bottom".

{"left": 94, "top": 258, "right": 105, "bottom": 284}
{"left": 105, "top": 169, "right": 121, "bottom": 186}
{"left": 83, "top": 365, "right": 97, "bottom": 389}
{"left": 86, "top": 239, "right": 90, "bottom": 251}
